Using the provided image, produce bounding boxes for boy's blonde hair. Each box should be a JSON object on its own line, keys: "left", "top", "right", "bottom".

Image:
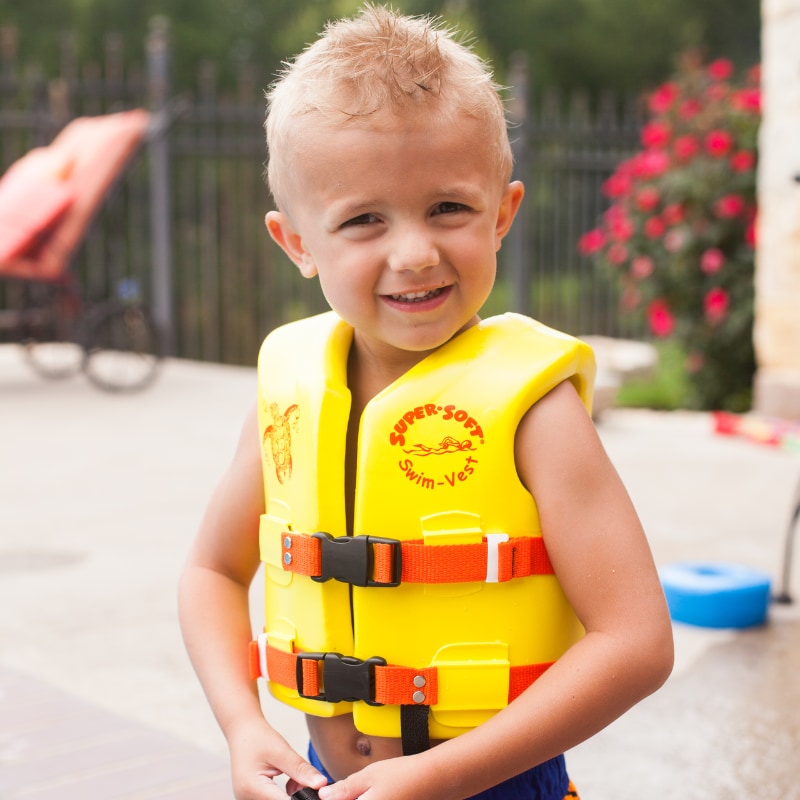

{"left": 265, "top": 3, "right": 513, "bottom": 210}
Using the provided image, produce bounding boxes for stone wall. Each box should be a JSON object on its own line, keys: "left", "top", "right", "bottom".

{"left": 754, "top": 0, "right": 800, "bottom": 418}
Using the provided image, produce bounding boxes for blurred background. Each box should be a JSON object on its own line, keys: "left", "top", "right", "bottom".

{"left": 0, "top": 0, "right": 765, "bottom": 413}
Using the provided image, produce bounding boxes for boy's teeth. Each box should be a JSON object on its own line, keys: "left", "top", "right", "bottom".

{"left": 391, "top": 288, "right": 441, "bottom": 302}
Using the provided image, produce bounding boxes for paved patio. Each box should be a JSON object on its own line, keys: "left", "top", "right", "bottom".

{"left": 1, "top": 344, "right": 798, "bottom": 799}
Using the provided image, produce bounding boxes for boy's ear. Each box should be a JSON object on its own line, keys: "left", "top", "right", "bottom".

{"left": 494, "top": 180, "right": 525, "bottom": 250}
{"left": 265, "top": 210, "right": 317, "bottom": 278}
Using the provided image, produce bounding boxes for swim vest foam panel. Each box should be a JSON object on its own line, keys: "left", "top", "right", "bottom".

{"left": 257, "top": 311, "right": 595, "bottom": 738}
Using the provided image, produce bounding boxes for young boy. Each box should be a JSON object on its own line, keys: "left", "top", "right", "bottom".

{"left": 178, "top": 5, "right": 674, "bottom": 800}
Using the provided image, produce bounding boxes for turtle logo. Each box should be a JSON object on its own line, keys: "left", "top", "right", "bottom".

{"left": 262, "top": 402, "right": 300, "bottom": 484}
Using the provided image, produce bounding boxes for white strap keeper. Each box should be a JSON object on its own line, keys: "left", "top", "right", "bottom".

{"left": 257, "top": 632, "right": 269, "bottom": 680}
{"left": 484, "top": 533, "right": 509, "bottom": 582}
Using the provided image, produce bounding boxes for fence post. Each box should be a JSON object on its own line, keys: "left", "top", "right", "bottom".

{"left": 507, "top": 52, "right": 530, "bottom": 315}
{"left": 146, "top": 16, "right": 175, "bottom": 355}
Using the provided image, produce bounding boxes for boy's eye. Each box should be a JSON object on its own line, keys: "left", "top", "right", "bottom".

{"left": 341, "top": 213, "right": 380, "bottom": 227}
{"left": 433, "top": 202, "right": 469, "bottom": 215}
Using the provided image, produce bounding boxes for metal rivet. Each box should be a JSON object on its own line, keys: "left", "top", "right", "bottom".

{"left": 283, "top": 552, "right": 293, "bottom": 565}
{"left": 283, "top": 536, "right": 292, "bottom": 549}
{"left": 413, "top": 675, "right": 426, "bottom": 688}
{"left": 412, "top": 690, "right": 426, "bottom": 704}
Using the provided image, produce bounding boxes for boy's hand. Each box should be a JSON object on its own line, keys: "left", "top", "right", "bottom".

{"left": 317, "top": 756, "right": 434, "bottom": 800}
{"left": 227, "top": 717, "right": 328, "bottom": 800}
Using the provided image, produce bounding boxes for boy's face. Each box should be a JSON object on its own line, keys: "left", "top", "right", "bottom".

{"left": 266, "top": 107, "right": 523, "bottom": 368}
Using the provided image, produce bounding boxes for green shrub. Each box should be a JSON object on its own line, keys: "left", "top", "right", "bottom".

{"left": 579, "top": 54, "right": 760, "bottom": 412}
{"left": 616, "top": 340, "right": 692, "bottom": 410}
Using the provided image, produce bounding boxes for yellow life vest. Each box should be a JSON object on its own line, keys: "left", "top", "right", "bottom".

{"left": 253, "top": 311, "right": 595, "bottom": 741}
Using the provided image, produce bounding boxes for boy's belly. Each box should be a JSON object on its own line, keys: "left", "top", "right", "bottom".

{"left": 305, "top": 713, "right": 444, "bottom": 780}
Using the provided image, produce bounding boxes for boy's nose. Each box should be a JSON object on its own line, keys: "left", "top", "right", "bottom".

{"left": 387, "top": 228, "right": 439, "bottom": 273}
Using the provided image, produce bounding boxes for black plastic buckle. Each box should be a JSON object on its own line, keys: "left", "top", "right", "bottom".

{"left": 311, "top": 533, "right": 401, "bottom": 587}
{"left": 296, "top": 652, "right": 386, "bottom": 705}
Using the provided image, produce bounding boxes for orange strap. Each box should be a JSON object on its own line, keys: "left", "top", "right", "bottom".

{"left": 249, "top": 640, "right": 552, "bottom": 706}
{"left": 280, "top": 532, "right": 553, "bottom": 585}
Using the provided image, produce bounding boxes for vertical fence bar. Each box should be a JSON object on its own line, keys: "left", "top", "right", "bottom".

{"left": 198, "top": 60, "right": 221, "bottom": 363}
{"left": 146, "top": 16, "right": 175, "bottom": 355}
{"left": 506, "top": 51, "right": 529, "bottom": 315}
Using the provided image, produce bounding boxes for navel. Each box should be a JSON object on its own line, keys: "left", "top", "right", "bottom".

{"left": 356, "top": 736, "right": 372, "bottom": 757}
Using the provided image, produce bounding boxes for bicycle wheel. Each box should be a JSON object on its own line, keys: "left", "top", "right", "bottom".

{"left": 82, "top": 301, "right": 162, "bottom": 392}
{"left": 21, "top": 283, "right": 84, "bottom": 380}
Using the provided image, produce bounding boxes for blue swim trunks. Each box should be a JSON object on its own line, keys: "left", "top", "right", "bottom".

{"left": 308, "top": 741, "right": 576, "bottom": 800}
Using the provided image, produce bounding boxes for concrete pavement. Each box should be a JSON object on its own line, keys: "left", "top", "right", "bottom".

{"left": 1, "top": 344, "right": 798, "bottom": 799}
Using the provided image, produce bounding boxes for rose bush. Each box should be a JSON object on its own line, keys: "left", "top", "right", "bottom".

{"left": 578, "top": 53, "right": 760, "bottom": 411}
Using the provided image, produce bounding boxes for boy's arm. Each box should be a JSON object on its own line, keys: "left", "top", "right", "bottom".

{"left": 178, "top": 404, "right": 328, "bottom": 799}
{"left": 318, "top": 380, "right": 674, "bottom": 800}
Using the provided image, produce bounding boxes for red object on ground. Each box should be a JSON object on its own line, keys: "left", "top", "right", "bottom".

{"left": 712, "top": 410, "right": 800, "bottom": 451}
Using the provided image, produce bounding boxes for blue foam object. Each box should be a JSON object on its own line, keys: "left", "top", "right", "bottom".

{"left": 659, "top": 562, "right": 772, "bottom": 629}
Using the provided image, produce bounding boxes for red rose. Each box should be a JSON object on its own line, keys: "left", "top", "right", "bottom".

{"left": 663, "top": 228, "right": 687, "bottom": 253}
{"left": 714, "top": 194, "right": 746, "bottom": 218}
{"left": 578, "top": 228, "right": 606, "bottom": 255}
{"left": 745, "top": 217, "right": 757, "bottom": 247}
{"left": 730, "top": 150, "right": 755, "bottom": 172}
{"left": 707, "top": 58, "right": 734, "bottom": 81}
{"left": 602, "top": 170, "right": 633, "bottom": 198}
{"left": 635, "top": 186, "right": 661, "bottom": 212}
{"left": 732, "top": 88, "right": 761, "bottom": 114}
{"left": 641, "top": 121, "right": 672, "bottom": 149}
{"left": 606, "top": 208, "right": 635, "bottom": 242}
{"left": 606, "top": 243, "right": 629, "bottom": 265}
{"left": 662, "top": 203, "right": 685, "bottom": 225}
{"left": 704, "top": 287, "right": 730, "bottom": 324}
{"left": 647, "top": 299, "right": 675, "bottom": 338}
{"left": 705, "top": 130, "right": 734, "bottom": 157}
{"left": 674, "top": 135, "right": 700, "bottom": 162}
{"left": 644, "top": 216, "right": 666, "bottom": 238}
{"left": 632, "top": 150, "right": 670, "bottom": 178}
{"left": 700, "top": 248, "right": 725, "bottom": 274}
{"left": 648, "top": 82, "right": 679, "bottom": 113}
{"left": 631, "top": 255, "right": 655, "bottom": 279}
{"left": 608, "top": 217, "right": 635, "bottom": 242}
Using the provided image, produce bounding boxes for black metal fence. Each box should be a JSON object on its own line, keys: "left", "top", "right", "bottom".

{"left": 0, "top": 23, "right": 644, "bottom": 368}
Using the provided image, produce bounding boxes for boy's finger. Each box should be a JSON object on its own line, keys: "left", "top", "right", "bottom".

{"left": 286, "top": 758, "right": 329, "bottom": 791}
{"left": 318, "top": 775, "right": 367, "bottom": 800}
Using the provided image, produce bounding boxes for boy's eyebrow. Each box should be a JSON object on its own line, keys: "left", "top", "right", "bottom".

{"left": 327, "top": 183, "right": 487, "bottom": 216}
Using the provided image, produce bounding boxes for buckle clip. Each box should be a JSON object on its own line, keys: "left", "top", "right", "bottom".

{"left": 311, "top": 532, "right": 401, "bottom": 587}
{"left": 296, "top": 652, "right": 386, "bottom": 705}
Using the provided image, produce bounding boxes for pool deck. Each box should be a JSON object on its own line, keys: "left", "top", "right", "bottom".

{"left": 1, "top": 345, "right": 798, "bottom": 799}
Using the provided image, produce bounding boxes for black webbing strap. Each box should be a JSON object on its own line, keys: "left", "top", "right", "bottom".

{"left": 291, "top": 789, "right": 320, "bottom": 800}
{"left": 400, "top": 704, "right": 431, "bottom": 755}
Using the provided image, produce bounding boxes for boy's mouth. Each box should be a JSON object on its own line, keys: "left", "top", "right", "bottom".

{"left": 388, "top": 287, "right": 445, "bottom": 303}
